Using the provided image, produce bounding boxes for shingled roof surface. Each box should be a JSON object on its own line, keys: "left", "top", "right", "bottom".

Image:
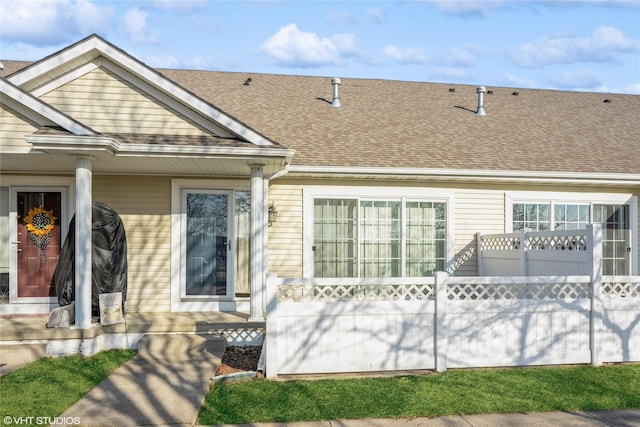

{"left": 159, "top": 69, "right": 639, "bottom": 175}
{"left": 4, "top": 60, "right": 639, "bottom": 174}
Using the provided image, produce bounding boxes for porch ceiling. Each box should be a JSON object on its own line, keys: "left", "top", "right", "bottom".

{"left": 0, "top": 149, "right": 291, "bottom": 177}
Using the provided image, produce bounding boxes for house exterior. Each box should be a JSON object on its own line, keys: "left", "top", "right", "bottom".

{"left": 1, "top": 35, "right": 639, "bottom": 330}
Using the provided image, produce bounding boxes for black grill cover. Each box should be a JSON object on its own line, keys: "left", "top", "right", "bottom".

{"left": 54, "top": 201, "right": 128, "bottom": 316}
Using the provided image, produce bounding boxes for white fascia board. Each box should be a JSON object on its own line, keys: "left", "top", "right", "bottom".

{"left": 6, "top": 40, "right": 102, "bottom": 87}
{"left": 30, "top": 61, "right": 99, "bottom": 98}
{"left": 25, "top": 133, "right": 294, "bottom": 161}
{"left": 99, "top": 60, "right": 236, "bottom": 139}
{"left": 25, "top": 134, "right": 119, "bottom": 154}
{"left": 0, "top": 79, "right": 96, "bottom": 136}
{"left": 288, "top": 165, "right": 640, "bottom": 186}
{"left": 10, "top": 35, "right": 275, "bottom": 146}
{"left": 115, "top": 144, "right": 294, "bottom": 160}
{"left": 96, "top": 46, "right": 276, "bottom": 146}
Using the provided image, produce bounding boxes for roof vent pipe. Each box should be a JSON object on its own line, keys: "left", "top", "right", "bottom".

{"left": 331, "top": 78, "right": 341, "bottom": 107}
{"left": 476, "top": 86, "right": 487, "bottom": 116}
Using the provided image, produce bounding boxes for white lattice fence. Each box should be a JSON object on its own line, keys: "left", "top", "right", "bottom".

{"left": 265, "top": 273, "right": 640, "bottom": 378}
{"left": 478, "top": 226, "right": 595, "bottom": 276}
{"left": 600, "top": 276, "right": 640, "bottom": 362}
{"left": 444, "top": 275, "right": 593, "bottom": 368}
{"left": 267, "top": 276, "right": 436, "bottom": 376}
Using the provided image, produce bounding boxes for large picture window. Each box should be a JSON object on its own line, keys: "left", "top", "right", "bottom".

{"left": 313, "top": 196, "right": 447, "bottom": 278}
{"left": 510, "top": 194, "right": 636, "bottom": 276}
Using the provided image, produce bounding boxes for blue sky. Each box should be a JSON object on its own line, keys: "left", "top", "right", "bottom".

{"left": 1, "top": 0, "right": 639, "bottom": 94}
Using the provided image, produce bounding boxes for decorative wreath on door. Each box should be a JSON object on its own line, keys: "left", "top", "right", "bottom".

{"left": 24, "top": 206, "right": 57, "bottom": 264}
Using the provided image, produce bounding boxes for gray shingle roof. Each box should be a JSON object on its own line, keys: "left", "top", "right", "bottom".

{"left": 159, "top": 70, "right": 640, "bottom": 175}
{"left": 4, "top": 60, "right": 639, "bottom": 174}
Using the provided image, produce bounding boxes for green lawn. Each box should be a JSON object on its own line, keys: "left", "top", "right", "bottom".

{"left": 199, "top": 364, "right": 640, "bottom": 425}
{"left": 2, "top": 352, "right": 638, "bottom": 425}
{"left": 0, "top": 350, "right": 135, "bottom": 418}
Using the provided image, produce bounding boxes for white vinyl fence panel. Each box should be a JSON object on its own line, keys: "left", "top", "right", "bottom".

{"left": 266, "top": 277, "right": 436, "bottom": 375}
{"left": 444, "top": 276, "right": 592, "bottom": 368}
{"left": 601, "top": 277, "right": 640, "bottom": 362}
{"left": 265, "top": 273, "right": 640, "bottom": 379}
{"left": 477, "top": 226, "right": 595, "bottom": 277}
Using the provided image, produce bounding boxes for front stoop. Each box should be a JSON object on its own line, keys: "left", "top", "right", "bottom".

{"left": 52, "top": 333, "right": 225, "bottom": 427}
{"left": 0, "top": 343, "right": 47, "bottom": 377}
{"left": 0, "top": 312, "right": 264, "bottom": 357}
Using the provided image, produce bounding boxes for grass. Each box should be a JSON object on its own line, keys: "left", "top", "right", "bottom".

{"left": 0, "top": 349, "right": 135, "bottom": 418}
{"left": 199, "top": 364, "right": 640, "bottom": 425}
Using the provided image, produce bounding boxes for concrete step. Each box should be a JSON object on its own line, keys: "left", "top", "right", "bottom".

{"left": 136, "top": 333, "right": 225, "bottom": 363}
{"left": 0, "top": 343, "right": 47, "bottom": 376}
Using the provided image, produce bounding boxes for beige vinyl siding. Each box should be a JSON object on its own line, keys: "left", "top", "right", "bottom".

{"left": 453, "top": 190, "right": 506, "bottom": 276}
{"left": 40, "top": 66, "right": 211, "bottom": 136}
{"left": 93, "top": 175, "right": 171, "bottom": 312}
{"left": 0, "top": 105, "right": 36, "bottom": 152}
{"left": 268, "top": 179, "right": 640, "bottom": 279}
{"left": 268, "top": 183, "right": 304, "bottom": 278}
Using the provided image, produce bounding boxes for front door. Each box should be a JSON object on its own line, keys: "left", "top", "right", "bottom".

{"left": 16, "top": 191, "right": 62, "bottom": 299}
{"left": 184, "top": 190, "right": 232, "bottom": 297}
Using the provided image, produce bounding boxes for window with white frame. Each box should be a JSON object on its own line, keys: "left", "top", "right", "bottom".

{"left": 509, "top": 194, "right": 637, "bottom": 275}
{"left": 311, "top": 194, "right": 447, "bottom": 278}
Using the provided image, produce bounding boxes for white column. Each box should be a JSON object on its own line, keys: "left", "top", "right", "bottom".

{"left": 249, "top": 164, "right": 265, "bottom": 321}
{"left": 75, "top": 156, "right": 93, "bottom": 329}
{"left": 262, "top": 178, "right": 270, "bottom": 317}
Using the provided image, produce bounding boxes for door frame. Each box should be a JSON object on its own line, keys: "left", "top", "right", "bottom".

{"left": 5, "top": 176, "right": 74, "bottom": 308}
{"left": 180, "top": 188, "right": 235, "bottom": 300}
{"left": 171, "top": 179, "right": 250, "bottom": 312}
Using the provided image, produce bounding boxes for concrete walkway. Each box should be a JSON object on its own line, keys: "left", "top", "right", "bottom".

{"left": 2, "top": 334, "right": 638, "bottom": 427}
{"left": 218, "top": 410, "right": 640, "bottom": 427}
{"left": 52, "top": 333, "right": 225, "bottom": 427}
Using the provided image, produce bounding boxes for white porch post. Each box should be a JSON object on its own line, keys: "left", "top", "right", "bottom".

{"left": 262, "top": 178, "right": 270, "bottom": 317}
{"left": 249, "top": 164, "right": 265, "bottom": 321}
{"left": 75, "top": 156, "right": 93, "bottom": 329}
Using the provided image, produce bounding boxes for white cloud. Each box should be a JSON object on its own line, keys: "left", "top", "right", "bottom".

{"left": 121, "top": 7, "right": 160, "bottom": 44}
{"left": 621, "top": 82, "right": 640, "bottom": 95}
{"left": 142, "top": 54, "right": 183, "bottom": 69}
{"left": 444, "top": 47, "right": 477, "bottom": 67}
{"left": 383, "top": 45, "right": 427, "bottom": 64}
{"left": 151, "top": 0, "right": 207, "bottom": 12}
{"left": 505, "top": 73, "right": 537, "bottom": 88}
{"left": 512, "top": 26, "right": 640, "bottom": 68}
{"left": 427, "top": 0, "right": 506, "bottom": 16}
{"left": 551, "top": 69, "right": 602, "bottom": 90}
{"left": 430, "top": 67, "right": 471, "bottom": 81}
{"left": 0, "top": 0, "right": 113, "bottom": 46}
{"left": 261, "top": 23, "right": 358, "bottom": 67}
{"left": 366, "top": 8, "right": 385, "bottom": 24}
{"left": 326, "top": 10, "right": 357, "bottom": 26}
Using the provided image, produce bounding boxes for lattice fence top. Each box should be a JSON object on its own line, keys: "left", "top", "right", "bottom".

{"left": 448, "top": 281, "right": 591, "bottom": 300}
{"left": 481, "top": 236, "right": 521, "bottom": 251}
{"left": 603, "top": 280, "right": 640, "bottom": 297}
{"left": 526, "top": 234, "right": 588, "bottom": 251}
{"left": 480, "top": 231, "right": 589, "bottom": 252}
{"left": 277, "top": 283, "right": 435, "bottom": 303}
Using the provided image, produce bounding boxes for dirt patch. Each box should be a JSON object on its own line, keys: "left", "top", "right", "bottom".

{"left": 216, "top": 345, "right": 263, "bottom": 376}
